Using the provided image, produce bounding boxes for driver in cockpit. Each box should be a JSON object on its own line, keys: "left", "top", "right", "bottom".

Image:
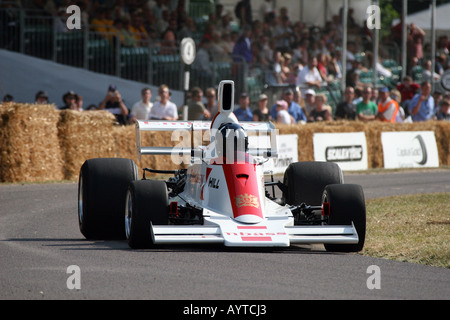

{"left": 213, "top": 122, "right": 250, "bottom": 165}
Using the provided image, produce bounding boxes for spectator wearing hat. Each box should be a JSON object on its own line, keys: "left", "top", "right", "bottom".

{"left": 270, "top": 88, "right": 307, "bottom": 123}
{"left": 233, "top": 92, "right": 253, "bottom": 121}
{"left": 253, "top": 94, "right": 271, "bottom": 122}
{"left": 408, "top": 81, "right": 435, "bottom": 122}
{"left": 35, "top": 91, "right": 49, "bottom": 105}
{"left": 377, "top": 87, "right": 399, "bottom": 123}
{"left": 59, "top": 90, "right": 77, "bottom": 110}
{"left": 98, "top": 85, "right": 130, "bottom": 125}
{"left": 302, "top": 88, "right": 316, "bottom": 117}
{"left": 275, "top": 100, "right": 293, "bottom": 124}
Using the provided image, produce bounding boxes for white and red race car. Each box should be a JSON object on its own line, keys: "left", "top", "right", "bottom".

{"left": 78, "top": 81, "right": 366, "bottom": 252}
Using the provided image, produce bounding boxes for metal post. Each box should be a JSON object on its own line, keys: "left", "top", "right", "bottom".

{"left": 52, "top": 16, "right": 57, "bottom": 62}
{"left": 300, "top": 0, "right": 304, "bottom": 24}
{"left": 401, "top": 0, "right": 407, "bottom": 79}
{"left": 115, "top": 33, "right": 121, "bottom": 78}
{"left": 372, "top": 0, "right": 379, "bottom": 89}
{"left": 341, "top": 0, "right": 348, "bottom": 92}
{"left": 431, "top": 0, "right": 436, "bottom": 91}
{"left": 83, "top": 22, "right": 89, "bottom": 70}
{"left": 147, "top": 41, "right": 153, "bottom": 84}
{"left": 19, "top": 9, "right": 24, "bottom": 54}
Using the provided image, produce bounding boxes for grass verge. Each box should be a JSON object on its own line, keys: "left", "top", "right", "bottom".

{"left": 363, "top": 192, "right": 450, "bottom": 268}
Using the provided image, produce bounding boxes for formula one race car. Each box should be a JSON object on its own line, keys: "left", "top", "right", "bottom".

{"left": 78, "top": 80, "right": 366, "bottom": 252}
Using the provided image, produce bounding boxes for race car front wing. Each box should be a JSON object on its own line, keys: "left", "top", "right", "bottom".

{"left": 150, "top": 217, "right": 359, "bottom": 247}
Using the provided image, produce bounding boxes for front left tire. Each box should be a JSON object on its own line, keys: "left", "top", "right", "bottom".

{"left": 125, "top": 180, "right": 169, "bottom": 249}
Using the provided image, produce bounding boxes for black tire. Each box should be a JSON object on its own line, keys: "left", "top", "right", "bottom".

{"left": 125, "top": 180, "right": 169, "bottom": 249}
{"left": 78, "top": 158, "right": 138, "bottom": 240}
{"left": 283, "top": 161, "right": 343, "bottom": 206}
{"left": 322, "top": 184, "right": 366, "bottom": 252}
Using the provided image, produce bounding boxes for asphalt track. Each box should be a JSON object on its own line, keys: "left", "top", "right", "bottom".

{"left": 0, "top": 169, "right": 449, "bottom": 301}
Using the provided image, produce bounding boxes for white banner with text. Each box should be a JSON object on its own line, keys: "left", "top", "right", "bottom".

{"left": 313, "top": 132, "right": 368, "bottom": 171}
{"left": 381, "top": 131, "right": 439, "bottom": 168}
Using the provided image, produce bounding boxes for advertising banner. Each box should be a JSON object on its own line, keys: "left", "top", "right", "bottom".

{"left": 381, "top": 131, "right": 439, "bottom": 168}
{"left": 313, "top": 132, "right": 368, "bottom": 171}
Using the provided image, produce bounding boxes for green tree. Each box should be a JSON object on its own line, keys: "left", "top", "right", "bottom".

{"left": 379, "top": 0, "right": 400, "bottom": 39}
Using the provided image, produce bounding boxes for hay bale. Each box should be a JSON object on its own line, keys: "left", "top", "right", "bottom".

{"left": 0, "top": 104, "right": 448, "bottom": 184}
{"left": 58, "top": 110, "right": 116, "bottom": 180}
{"left": 0, "top": 103, "right": 63, "bottom": 182}
{"left": 430, "top": 121, "right": 450, "bottom": 166}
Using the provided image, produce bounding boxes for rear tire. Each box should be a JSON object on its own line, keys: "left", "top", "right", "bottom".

{"left": 323, "top": 184, "right": 366, "bottom": 252}
{"left": 78, "top": 158, "right": 138, "bottom": 240}
{"left": 125, "top": 180, "right": 169, "bottom": 249}
{"left": 283, "top": 161, "right": 343, "bottom": 206}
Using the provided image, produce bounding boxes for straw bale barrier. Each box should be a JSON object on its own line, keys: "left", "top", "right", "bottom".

{"left": 0, "top": 103, "right": 64, "bottom": 182}
{"left": 58, "top": 109, "right": 117, "bottom": 180}
{"left": 0, "top": 103, "right": 449, "bottom": 183}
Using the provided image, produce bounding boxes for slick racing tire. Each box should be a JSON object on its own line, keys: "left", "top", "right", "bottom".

{"left": 78, "top": 158, "right": 138, "bottom": 240}
{"left": 125, "top": 180, "right": 169, "bottom": 249}
{"left": 283, "top": 161, "right": 343, "bottom": 206}
{"left": 322, "top": 184, "right": 366, "bottom": 252}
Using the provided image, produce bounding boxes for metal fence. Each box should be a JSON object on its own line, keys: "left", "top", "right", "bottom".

{"left": 0, "top": 7, "right": 255, "bottom": 100}
{"left": 1, "top": 6, "right": 410, "bottom": 109}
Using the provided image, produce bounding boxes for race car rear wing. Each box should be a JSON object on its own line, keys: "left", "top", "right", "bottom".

{"left": 136, "top": 81, "right": 278, "bottom": 161}
{"left": 135, "top": 120, "right": 278, "bottom": 160}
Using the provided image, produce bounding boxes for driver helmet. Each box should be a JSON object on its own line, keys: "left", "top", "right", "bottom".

{"left": 215, "top": 122, "right": 249, "bottom": 162}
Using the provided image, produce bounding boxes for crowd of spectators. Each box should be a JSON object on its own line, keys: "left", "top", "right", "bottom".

{"left": 2, "top": 0, "right": 449, "bottom": 124}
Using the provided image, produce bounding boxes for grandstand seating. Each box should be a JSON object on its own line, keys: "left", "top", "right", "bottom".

{"left": 4, "top": 5, "right": 433, "bottom": 117}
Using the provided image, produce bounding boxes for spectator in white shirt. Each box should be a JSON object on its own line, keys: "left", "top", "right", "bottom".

{"left": 297, "top": 56, "right": 323, "bottom": 96}
{"left": 130, "top": 87, "right": 153, "bottom": 123}
{"left": 149, "top": 84, "right": 178, "bottom": 120}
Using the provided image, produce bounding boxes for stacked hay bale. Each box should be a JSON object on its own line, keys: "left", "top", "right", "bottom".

{"left": 0, "top": 103, "right": 449, "bottom": 183}
{"left": 0, "top": 103, "right": 63, "bottom": 182}
{"left": 435, "top": 121, "right": 450, "bottom": 166}
{"left": 58, "top": 110, "right": 117, "bottom": 180}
